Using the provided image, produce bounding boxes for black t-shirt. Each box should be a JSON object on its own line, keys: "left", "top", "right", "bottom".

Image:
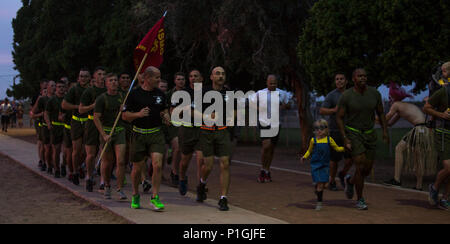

{"left": 202, "top": 85, "right": 236, "bottom": 127}
{"left": 125, "top": 86, "right": 168, "bottom": 129}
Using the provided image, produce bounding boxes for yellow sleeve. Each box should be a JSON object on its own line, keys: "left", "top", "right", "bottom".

{"left": 303, "top": 138, "right": 315, "bottom": 159}
{"left": 329, "top": 137, "right": 345, "bottom": 152}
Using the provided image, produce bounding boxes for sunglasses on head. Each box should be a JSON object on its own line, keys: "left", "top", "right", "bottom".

{"left": 313, "top": 125, "right": 327, "bottom": 131}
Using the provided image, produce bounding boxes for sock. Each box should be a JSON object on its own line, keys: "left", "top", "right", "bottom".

{"left": 200, "top": 178, "right": 207, "bottom": 184}
{"left": 316, "top": 191, "right": 323, "bottom": 202}
{"left": 220, "top": 196, "right": 227, "bottom": 200}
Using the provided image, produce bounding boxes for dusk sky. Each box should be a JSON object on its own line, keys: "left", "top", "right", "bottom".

{"left": 0, "top": 1, "right": 427, "bottom": 102}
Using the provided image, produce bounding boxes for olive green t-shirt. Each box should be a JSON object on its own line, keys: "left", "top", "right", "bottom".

{"left": 94, "top": 93, "right": 124, "bottom": 128}
{"left": 64, "top": 83, "right": 87, "bottom": 117}
{"left": 45, "top": 96, "right": 64, "bottom": 123}
{"left": 428, "top": 86, "right": 449, "bottom": 129}
{"left": 338, "top": 86, "right": 382, "bottom": 131}
{"left": 80, "top": 86, "right": 107, "bottom": 116}
{"left": 37, "top": 96, "right": 50, "bottom": 123}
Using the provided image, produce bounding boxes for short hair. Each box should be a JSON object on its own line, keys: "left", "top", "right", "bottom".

{"left": 94, "top": 66, "right": 106, "bottom": 73}
{"left": 105, "top": 73, "right": 118, "bottom": 80}
{"left": 352, "top": 68, "right": 365, "bottom": 78}
{"left": 442, "top": 62, "right": 450, "bottom": 72}
{"left": 143, "top": 66, "right": 159, "bottom": 78}
{"left": 174, "top": 72, "right": 185, "bottom": 79}
{"left": 80, "top": 67, "right": 90, "bottom": 73}
{"left": 334, "top": 72, "right": 346, "bottom": 79}
{"left": 189, "top": 69, "right": 203, "bottom": 77}
{"left": 267, "top": 74, "right": 280, "bottom": 81}
{"left": 119, "top": 72, "right": 131, "bottom": 78}
{"left": 56, "top": 80, "right": 65, "bottom": 85}
{"left": 159, "top": 79, "right": 168, "bottom": 84}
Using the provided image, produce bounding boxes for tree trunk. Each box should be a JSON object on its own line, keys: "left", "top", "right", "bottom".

{"left": 289, "top": 72, "right": 312, "bottom": 154}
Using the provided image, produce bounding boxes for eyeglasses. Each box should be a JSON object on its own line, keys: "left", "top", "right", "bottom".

{"left": 313, "top": 125, "right": 327, "bottom": 131}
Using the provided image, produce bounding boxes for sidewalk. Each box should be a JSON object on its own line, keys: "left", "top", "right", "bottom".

{"left": 0, "top": 133, "right": 287, "bottom": 224}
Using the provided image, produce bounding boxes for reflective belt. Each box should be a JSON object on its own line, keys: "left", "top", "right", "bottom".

{"left": 88, "top": 115, "right": 94, "bottom": 120}
{"left": 132, "top": 126, "right": 160, "bottom": 134}
{"left": 64, "top": 124, "right": 71, "bottom": 130}
{"left": 200, "top": 125, "right": 227, "bottom": 131}
{"left": 345, "top": 125, "right": 374, "bottom": 134}
{"left": 72, "top": 115, "right": 88, "bottom": 122}
{"left": 172, "top": 120, "right": 199, "bottom": 128}
{"left": 104, "top": 126, "right": 124, "bottom": 134}
{"left": 38, "top": 122, "right": 48, "bottom": 127}
{"left": 436, "top": 128, "right": 450, "bottom": 135}
{"left": 51, "top": 121, "right": 65, "bottom": 126}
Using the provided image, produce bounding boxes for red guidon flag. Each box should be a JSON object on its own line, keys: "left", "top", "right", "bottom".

{"left": 133, "top": 13, "right": 166, "bottom": 72}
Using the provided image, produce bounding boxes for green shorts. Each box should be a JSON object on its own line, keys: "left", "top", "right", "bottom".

{"left": 199, "top": 128, "right": 231, "bottom": 157}
{"left": 130, "top": 129, "right": 165, "bottom": 162}
{"left": 50, "top": 126, "right": 64, "bottom": 145}
{"left": 63, "top": 128, "right": 72, "bottom": 147}
{"left": 70, "top": 120, "right": 85, "bottom": 141}
{"left": 40, "top": 125, "right": 50, "bottom": 145}
{"left": 168, "top": 125, "right": 180, "bottom": 142}
{"left": 179, "top": 126, "right": 202, "bottom": 155}
{"left": 100, "top": 128, "right": 126, "bottom": 153}
{"left": 346, "top": 128, "right": 377, "bottom": 160}
{"left": 435, "top": 129, "right": 450, "bottom": 160}
{"left": 84, "top": 120, "right": 100, "bottom": 146}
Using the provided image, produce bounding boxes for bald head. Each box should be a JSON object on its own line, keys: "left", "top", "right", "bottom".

{"left": 144, "top": 66, "right": 160, "bottom": 79}
{"left": 143, "top": 66, "right": 161, "bottom": 89}
{"left": 210, "top": 66, "right": 226, "bottom": 87}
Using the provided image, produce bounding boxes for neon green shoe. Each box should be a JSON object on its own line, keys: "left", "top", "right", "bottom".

{"left": 131, "top": 194, "right": 140, "bottom": 209}
{"left": 150, "top": 195, "right": 165, "bottom": 211}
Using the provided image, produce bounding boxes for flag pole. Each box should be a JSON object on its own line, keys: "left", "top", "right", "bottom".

{"left": 96, "top": 52, "right": 148, "bottom": 169}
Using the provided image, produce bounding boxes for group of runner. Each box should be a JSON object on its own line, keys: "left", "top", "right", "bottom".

{"left": 313, "top": 64, "right": 450, "bottom": 211}
{"left": 28, "top": 62, "right": 449, "bottom": 213}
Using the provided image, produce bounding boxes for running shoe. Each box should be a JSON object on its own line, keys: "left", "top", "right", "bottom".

{"left": 265, "top": 171, "right": 273, "bottom": 183}
{"left": 142, "top": 180, "right": 152, "bottom": 193}
{"left": 41, "top": 163, "right": 46, "bottom": 172}
{"left": 196, "top": 182, "right": 207, "bottom": 202}
{"left": 218, "top": 197, "right": 229, "bottom": 211}
{"left": 38, "top": 160, "right": 43, "bottom": 169}
{"left": 68, "top": 174, "right": 73, "bottom": 183}
{"left": 131, "top": 195, "right": 140, "bottom": 209}
{"left": 79, "top": 168, "right": 85, "bottom": 180}
{"left": 99, "top": 183, "right": 105, "bottom": 191}
{"left": 150, "top": 195, "right": 165, "bottom": 211}
{"left": 54, "top": 170, "right": 61, "bottom": 179}
{"left": 356, "top": 198, "right": 368, "bottom": 210}
{"left": 61, "top": 166, "right": 67, "bottom": 177}
{"left": 315, "top": 202, "right": 323, "bottom": 211}
{"left": 257, "top": 170, "right": 266, "bottom": 183}
{"left": 86, "top": 179, "right": 94, "bottom": 192}
{"left": 173, "top": 173, "right": 180, "bottom": 186}
{"left": 428, "top": 184, "right": 439, "bottom": 206}
{"left": 438, "top": 199, "right": 449, "bottom": 211}
{"left": 72, "top": 174, "right": 80, "bottom": 186}
{"left": 338, "top": 172, "right": 346, "bottom": 189}
{"left": 344, "top": 175, "right": 354, "bottom": 200}
{"left": 47, "top": 166, "right": 53, "bottom": 175}
{"left": 383, "top": 178, "right": 401, "bottom": 187}
{"left": 118, "top": 189, "right": 127, "bottom": 200}
{"left": 104, "top": 186, "right": 112, "bottom": 199}
{"left": 179, "top": 178, "right": 188, "bottom": 196}
{"left": 329, "top": 181, "right": 338, "bottom": 191}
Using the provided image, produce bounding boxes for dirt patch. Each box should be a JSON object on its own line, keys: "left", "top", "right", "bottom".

{"left": 0, "top": 154, "right": 130, "bottom": 224}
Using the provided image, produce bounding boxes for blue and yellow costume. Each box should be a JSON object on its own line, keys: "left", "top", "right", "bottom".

{"left": 303, "top": 136, "right": 344, "bottom": 183}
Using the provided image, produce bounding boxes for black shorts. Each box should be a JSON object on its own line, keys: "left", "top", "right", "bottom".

{"left": 329, "top": 130, "right": 351, "bottom": 162}
{"left": 1, "top": 115, "right": 9, "bottom": 124}
{"left": 258, "top": 124, "right": 280, "bottom": 145}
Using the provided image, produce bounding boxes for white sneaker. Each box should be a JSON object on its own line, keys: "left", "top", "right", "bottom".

{"left": 315, "top": 202, "right": 322, "bottom": 211}
{"left": 118, "top": 189, "right": 127, "bottom": 200}
{"left": 104, "top": 186, "right": 112, "bottom": 199}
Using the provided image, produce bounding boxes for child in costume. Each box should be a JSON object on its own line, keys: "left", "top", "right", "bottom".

{"left": 301, "top": 119, "right": 345, "bottom": 210}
